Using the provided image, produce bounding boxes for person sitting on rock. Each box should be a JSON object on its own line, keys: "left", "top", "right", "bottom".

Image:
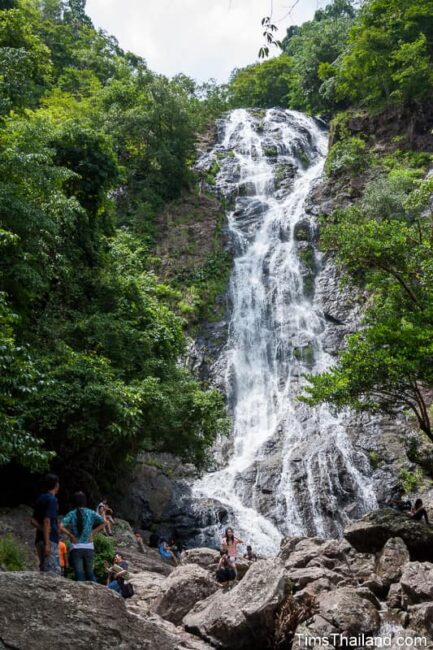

{"left": 389, "top": 488, "right": 411, "bottom": 512}
{"left": 97, "top": 498, "right": 114, "bottom": 536}
{"left": 106, "top": 552, "right": 129, "bottom": 594}
{"left": 158, "top": 539, "right": 178, "bottom": 566}
{"left": 216, "top": 550, "right": 236, "bottom": 587}
{"left": 243, "top": 544, "right": 257, "bottom": 562}
{"left": 133, "top": 530, "right": 146, "bottom": 554}
{"left": 221, "top": 527, "right": 243, "bottom": 565}
{"left": 410, "top": 498, "right": 429, "bottom": 523}
{"left": 149, "top": 531, "right": 160, "bottom": 548}
{"left": 170, "top": 537, "right": 182, "bottom": 559}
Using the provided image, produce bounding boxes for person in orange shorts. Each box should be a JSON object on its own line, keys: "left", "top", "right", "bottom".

{"left": 59, "top": 538, "right": 69, "bottom": 577}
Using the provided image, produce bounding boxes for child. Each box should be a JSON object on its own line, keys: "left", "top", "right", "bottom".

{"left": 58, "top": 538, "right": 69, "bottom": 577}
{"left": 243, "top": 544, "right": 257, "bottom": 562}
{"left": 216, "top": 550, "right": 236, "bottom": 587}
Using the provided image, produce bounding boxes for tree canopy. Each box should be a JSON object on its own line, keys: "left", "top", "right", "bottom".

{"left": 0, "top": 0, "right": 228, "bottom": 491}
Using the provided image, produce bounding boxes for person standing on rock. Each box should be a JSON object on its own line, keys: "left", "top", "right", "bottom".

{"left": 61, "top": 491, "right": 106, "bottom": 581}
{"left": 31, "top": 473, "right": 61, "bottom": 574}
{"left": 221, "top": 527, "right": 244, "bottom": 568}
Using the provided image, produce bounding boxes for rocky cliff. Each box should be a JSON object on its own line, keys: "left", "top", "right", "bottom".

{"left": 114, "top": 108, "right": 427, "bottom": 550}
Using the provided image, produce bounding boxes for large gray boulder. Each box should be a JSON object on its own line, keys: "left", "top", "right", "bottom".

{"left": 400, "top": 562, "right": 433, "bottom": 604}
{"left": 375, "top": 537, "right": 410, "bottom": 588}
{"left": 288, "top": 567, "right": 347, "bottom": 590}
{"left": 344, "top": 509, "right": 433, "bottom": 560}
{"left": 154, "top": 564, "right": 218, "bottom": 625}
{"left": 317, "top": 586, "right": 381, "bottom": 636}
{"left": 181, "top": 547, "right": 220, "bottom": 572}
{"left": 183, "top": 559, "right": 287, "bottom": 649}
{"left": 407, "top": 602, "right": 433, "bottom": 638}
{"left": 0, "top": 572, "right": 211, "bottom": 649}
{"left": 127, "top": 570, "right": 166, "bottom": 615}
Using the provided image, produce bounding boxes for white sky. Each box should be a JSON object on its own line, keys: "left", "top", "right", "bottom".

{"left": 86, "top": 0, "right": 324, "bottom": 83}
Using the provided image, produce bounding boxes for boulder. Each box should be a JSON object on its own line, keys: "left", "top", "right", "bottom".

{"left": 317, "top": 586, "right": 380, "bottom": 636}
{"left": 0, "top": 572, "right": 211, "bottom": 649}
{"left": 345, "top": 550, "right": 376, "bottom": 583}
{"left": 0, "top": 505, "right": 39, "bottom": 570}
{"left": 127, "top": 570, "right": 166, "bottom": 615}
{"left": 293, "top": 615, "right": 339, "bottom": 649}
{"left": 387, "top": 582, "right": 404, "bottom": 610}
{"left": 344, "top": 509, "right": 433, "bottom": 560}
{"left": 154, "top": 564, "right": 218, "bottom": 625}
{"left": 387, "top": 628, "right": 433, "bottom": 650}
{"left": 375, "top": 537, "right": 410, "bottom": 587}
{"left": 407, "top": 603, "right": 433, "bottom": 637}
{"left": 183, "top": 559, "right": 287, "bottom": 649}
{"left": 281, "top": 538, "right": 328, "bottom": 569}
{"left": 181, "top": 547, "right": 220, "bottom": 573}
{"left": 288, "top": 567, "right": 346, "bottom": 590}
{"left": 118, "top": 543, "right": 173, "bottom": 576}
{"left": 400, "top": 562, "right": 433, "bottom": 604}
{"left": 279, "top": 536, "right": 305, "bottom": 561}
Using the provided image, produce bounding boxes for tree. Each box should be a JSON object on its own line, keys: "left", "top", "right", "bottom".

{"left": 0, "top": 7, "right": 52, "bottom": 113}
{"left": 336, "top": 0, "right": 433, "bottom": 108}
{"left": 229, "top": 55, "right": 294, "bottom": 108}
{"left": 304, "top": 173, "right": 433, "bottom": 441}
{"left": 283, "top": 0, "right": 355, "bottom": 113}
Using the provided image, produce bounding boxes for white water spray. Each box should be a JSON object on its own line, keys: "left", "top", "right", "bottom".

{"left": 193, "top": 109, "right": 376, "bottom": 554}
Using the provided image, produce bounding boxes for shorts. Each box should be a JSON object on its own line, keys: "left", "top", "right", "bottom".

{"left": 36, "top": 540, "right": 61, "bottom": 575}
{"left": 216, "top": 567, "right": 236, "bottom": 583}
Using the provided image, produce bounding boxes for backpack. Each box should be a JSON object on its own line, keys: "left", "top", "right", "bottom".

{"left": 120, "top": 581, "right": 134, "bottom": 599}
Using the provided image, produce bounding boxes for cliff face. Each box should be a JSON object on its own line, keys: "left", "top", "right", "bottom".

{"left": 116, "top": 108, "right": 431, "bottom": 547}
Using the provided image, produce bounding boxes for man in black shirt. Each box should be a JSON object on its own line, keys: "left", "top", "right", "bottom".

{"left": 31, "top": 473, "right": 61, "bottom": 574}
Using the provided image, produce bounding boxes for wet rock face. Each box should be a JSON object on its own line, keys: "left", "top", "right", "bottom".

{"left": 122, "top": 108, "right": 418, "bottom": 549}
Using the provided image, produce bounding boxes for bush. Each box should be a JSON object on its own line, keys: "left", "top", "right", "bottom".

{"left": 325, "top": 137, "right": 370, "bottom": 177}
{"left": 0, "top": 534, "right": 26, "bottom": 571}
{"left": 399, "top": 468, "right": 423, "bottom": 494}
{"left": 93, "top": 533, "right": 115, "bottom": 584}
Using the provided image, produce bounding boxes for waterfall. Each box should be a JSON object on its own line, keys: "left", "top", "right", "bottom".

{"left": 193, "top": 108, "right": 376, "bottom": 555}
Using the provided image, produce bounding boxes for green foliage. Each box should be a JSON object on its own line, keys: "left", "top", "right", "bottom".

{"left": 0, "top": 6, "right": 52, "bottom": 113}
{"left": 229, "top": 55, "right": 294, "bottom": 109}
{"left": 368, "top": 451, "right": 380, "bottom": 469}
{"left": 399, "top": 468, "right": 423, "bottom": 493}
{"left": 0, "top": 534, "right": 26, "bottom": 570}
{"left": 304, "top": 174, "right": 433, "bottom": 441}
{"left": 336, "top": 0, "right": 433, "bottom": 108}
{"left": 0, "top": 0, "right": 229, "bottom": 486}
{"left": 283, "top": 0, "right": 355, "bottom": 113}
{"left": 93, "top": 533, "right": 115, "bottom": 583}
{"left": 325, "top": 137, "right": 370, "bottom": 177}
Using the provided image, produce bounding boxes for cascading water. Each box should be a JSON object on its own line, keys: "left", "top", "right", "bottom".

{"left": 193, "top": 108, "right": 376, "bottom": 554}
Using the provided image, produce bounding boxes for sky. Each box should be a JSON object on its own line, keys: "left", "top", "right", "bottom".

{"left": 86, "top": 0, "right": 325, "bottom": 83}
